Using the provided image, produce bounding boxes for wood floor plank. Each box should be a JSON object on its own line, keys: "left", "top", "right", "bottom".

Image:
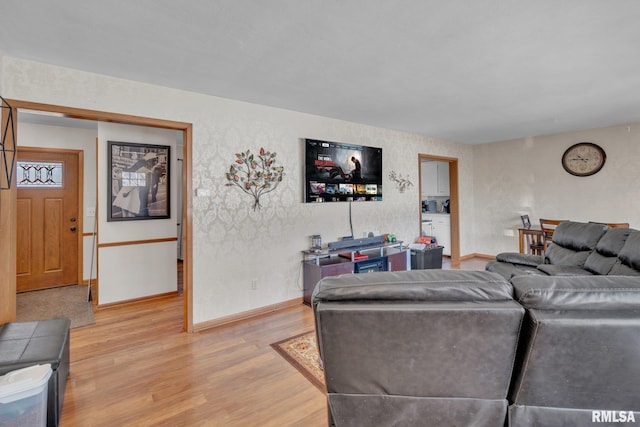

{"left": 61, "top": 297, "right": 326, "bottom": 426}
{"left": 60, "top": 257, "right": 484, "bottom": 426}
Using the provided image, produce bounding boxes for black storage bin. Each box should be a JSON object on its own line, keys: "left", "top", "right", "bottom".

{"left": 411, "top": 246, "right": 444, "bottom": 270}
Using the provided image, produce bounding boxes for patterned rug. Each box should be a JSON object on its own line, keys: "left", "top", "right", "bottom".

{"left": 271, "top": 331, "right": 325, "bottom": 392}
{"left": 16, "top": 284, "right": 95, "bottom": 329}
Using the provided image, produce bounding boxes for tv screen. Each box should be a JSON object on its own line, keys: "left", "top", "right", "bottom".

{"left": 304, "top": 138, "right": 383, "bottom": 203}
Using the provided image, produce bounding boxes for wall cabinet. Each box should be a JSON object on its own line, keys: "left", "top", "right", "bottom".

{"left": 421, "top": 161, "right": 450, "bottom": 197}
{"left": 422, "top": 214, "right": 451, "bottom": 256}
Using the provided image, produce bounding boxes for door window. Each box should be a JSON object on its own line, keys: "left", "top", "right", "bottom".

{"left": 17, "top": 161, "right": 64, "bottom": 188}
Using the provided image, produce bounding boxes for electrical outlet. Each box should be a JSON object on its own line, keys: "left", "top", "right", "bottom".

{"left": 251, "top": 279, "right": 257, "bottom": 290}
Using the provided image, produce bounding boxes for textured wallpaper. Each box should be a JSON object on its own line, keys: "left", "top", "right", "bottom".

{"left": 472, "top": 123, "right": 640, "bottom": 255}
{"left": 3, "top": 56, "right": 475, "bottom": 324}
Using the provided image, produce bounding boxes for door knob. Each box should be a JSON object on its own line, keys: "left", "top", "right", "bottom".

{"left": 70, "top": 226, "right": 77, "bottom": 232}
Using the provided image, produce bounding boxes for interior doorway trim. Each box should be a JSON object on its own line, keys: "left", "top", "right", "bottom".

{"left": 418, "top": 154, "right": 460, "bottom": 266}
{"left": 2, "top": 99, "right": 194, "bottom": 332}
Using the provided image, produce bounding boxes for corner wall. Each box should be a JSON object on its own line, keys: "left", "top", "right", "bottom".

{"left": 472, "top": 123, "right": 640, "bottom": 255}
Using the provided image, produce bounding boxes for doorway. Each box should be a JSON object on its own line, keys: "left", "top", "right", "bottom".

{"left": 418, "top": 154, "right": 460, "bottom": 266}
{"left": 0, "top": 100, "right": 193, "bottom": 331}
{"left": 16, "top": 148, "right": 82, "bottom": 291}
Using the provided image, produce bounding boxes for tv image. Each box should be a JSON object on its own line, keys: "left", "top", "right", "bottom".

{"left": 304, "top": 138, "right": 383, "bottom": 203}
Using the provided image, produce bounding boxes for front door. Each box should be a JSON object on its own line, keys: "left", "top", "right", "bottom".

{"left": 16, "top": 149, "right": 80, "bottom": 291}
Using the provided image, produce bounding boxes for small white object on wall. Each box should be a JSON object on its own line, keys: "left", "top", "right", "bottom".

{"left": 195, "top": 188, "right": 211, "bottom": 197}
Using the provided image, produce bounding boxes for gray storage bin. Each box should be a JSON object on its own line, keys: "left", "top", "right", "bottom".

{"left": 411, "top": 246, "right": 444, "bottom": 269}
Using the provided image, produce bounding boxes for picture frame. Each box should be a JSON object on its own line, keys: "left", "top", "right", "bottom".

{"left": 108, "top": 141, "right": 170, "bottom": 221}
{"left": 520, "top": 214, "right": 531, "bottom": 229}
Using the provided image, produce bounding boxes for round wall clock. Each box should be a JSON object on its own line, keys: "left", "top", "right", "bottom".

{"left": 561, "top": 142, "right": 606, "bottom": 177}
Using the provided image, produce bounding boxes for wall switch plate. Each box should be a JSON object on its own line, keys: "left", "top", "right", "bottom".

{"left": 87, "top": 207, "right": 96, "bottom": 217}
{"left": 196, "top": 188, "right": 211, "bottom": 197}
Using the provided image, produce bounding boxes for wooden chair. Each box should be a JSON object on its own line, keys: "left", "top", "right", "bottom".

{"left": 540, "top": 219, "right": 567, "bottom": 252}
{"left": 528, "top": 233, "right": 545, "bottom": 255}
{"left": 588, "top": 221, "right": 630, "bottom": 229}
{"left": 604, "top": 222, "right": 630, "bottom": 228}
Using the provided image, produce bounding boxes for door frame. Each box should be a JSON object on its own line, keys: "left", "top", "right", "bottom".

{"left": 418, "top": 154, "right": 460, "bottom": 266}
{"left": 17, "top": 147, "right": 84, "bottom": 290}
{"left": 0, "top": 100, "right": 193, "bottom": 332}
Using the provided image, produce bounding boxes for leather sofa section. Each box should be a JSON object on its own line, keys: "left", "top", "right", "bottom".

{"left": 547, "top": 221, "right": 607, "bottom": 252}
{"left": 511, "top": 275, "right": 640, "bottom": 310}
{"left": 509, "top": 309, "right": 640, "bottom": 412}
{"left": 613, "top": 230, "right": 640, "bottom": 273}
{"left": 543, "top": 222, "right": 615, "bottom": 270}
{"left": 509, "top": 276, "right": 640, "bottom": 424}
{"left": 487, "top": 222, "right": 640, "bottom": 280}
{"left": 313, "top": 270, "right": 524, "bottom": 426}
{"left": 312, "top": 269, "right": 514, "bottom": 303}
{"left": 485, "top": 260, "right": 542, "bottom": 280}
{"left": 329, "top": 394, "right": 508, "bottom": 427}
{"left": 535, "top": 264, "right": 593, "bottom": 276}
{"left": 496, "top": 253, "right": 543, "bottom": 267}
{"left": 317, "top": 300, "right": 524, "bottom": 397}
{"left": 584, "top": 228, "right": 635, "bottom": 275}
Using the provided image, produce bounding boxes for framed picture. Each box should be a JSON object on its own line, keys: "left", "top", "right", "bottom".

{"left": 520, "top": 214, "right": 531, "bottom": 229}
{"left": 108, "top": 141, "right": 170, "bottom": 221}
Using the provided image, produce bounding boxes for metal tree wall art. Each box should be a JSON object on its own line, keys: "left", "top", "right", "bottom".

{"left": 388, "top": 170, "right": 413, "bottom": 193}
{"left": 225, "top": 148, "right": 284, "bottom": 210}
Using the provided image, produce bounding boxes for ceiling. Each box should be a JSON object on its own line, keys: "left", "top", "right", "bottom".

{"left": 2, "top": 0, "right": 640, "bottom": 144}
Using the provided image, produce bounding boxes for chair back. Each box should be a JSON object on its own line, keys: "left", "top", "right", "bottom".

{"left": 539, "top": 219, "right": 566, "bottom": 252}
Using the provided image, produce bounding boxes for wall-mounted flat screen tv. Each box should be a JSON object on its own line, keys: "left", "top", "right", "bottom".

{"left": 304, "top": 138, "right": 383, "bottom": 203}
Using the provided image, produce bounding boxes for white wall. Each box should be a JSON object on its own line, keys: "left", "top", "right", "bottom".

{"left": 97, "top": 122, "right": 178, "bottom": 304}
{"left": 1, "top": 56, "right": 474, "bottom": 325}
{"left": 16, "top": 122, "right": 98, "bottom": 281}
{"left": 472, "top": 123, "right": 640, "bottom": 255}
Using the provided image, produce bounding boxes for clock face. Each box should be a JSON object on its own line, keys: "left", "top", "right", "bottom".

{"left": 561, "top": 142, "right": 606, "bottom": 176}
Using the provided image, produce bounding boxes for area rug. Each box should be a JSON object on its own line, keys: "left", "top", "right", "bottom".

{"left": 16, "top": 284, "right": 95, "bottom": 329}
{"left": 271, "top": 331, "right": 325, "bottom": 391}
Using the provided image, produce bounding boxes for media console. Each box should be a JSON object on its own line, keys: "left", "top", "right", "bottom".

{"left": 302, "top": 236, "right": 409, "bottom": 305}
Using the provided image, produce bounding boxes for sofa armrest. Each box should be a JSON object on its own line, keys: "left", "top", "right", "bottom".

{"left": 495, "top": 252, "right": 543, "bottom": 267}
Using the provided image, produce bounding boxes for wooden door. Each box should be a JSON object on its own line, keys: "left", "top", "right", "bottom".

{"left": 16, "top": 149, "right": 80, "bottom": 291}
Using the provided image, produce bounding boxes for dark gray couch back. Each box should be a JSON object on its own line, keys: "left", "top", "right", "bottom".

{"left": 544, "top": 221, "right": 607, "bottom": 267}
{"left": 509, "top": 275, "right": 640, "bottom": 424}
{"left": 584, "top": 227, "right": 636, "bottom": 275}
{"left": 313, "top": 270, "right": 524, "bottom": 427}
{"left": 609, "top": 230, "right": 640, "bottom": 275}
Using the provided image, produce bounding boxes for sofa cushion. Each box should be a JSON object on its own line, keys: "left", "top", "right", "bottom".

{"left": 612, "top": 230, "right": 640, "bottom": 274}
{"left": 584, "top": 228, "right": 635, "bottom": 275}
{"left": 536, "top": 264, "right": 591, "bottom": 276}
{"left": 511, "top": 275, "right": 640, "bottom": 310}
{"left": 544, "top": 222, "right": 607, "bottom": 268}
{"left": 485, "top": 260, "right": 545, "bottom": 281}
{"left": 312, "top": 269, "right": 514, "bottom": 304}
{"left": 543, "top": 243, "right": 591, "bottom": 267}
{"left": 495, "top": 252, "right": 543, "bottom": 267}
{"left": 549, "top": 221, "right": 608, "bottom": 252}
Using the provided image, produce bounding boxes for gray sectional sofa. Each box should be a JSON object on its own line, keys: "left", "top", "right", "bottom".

{"left": 312, "top": 268, "right": 640, "bottom": 427}
{"left": 486, "top": 221, "right": 640, "bottom": 280}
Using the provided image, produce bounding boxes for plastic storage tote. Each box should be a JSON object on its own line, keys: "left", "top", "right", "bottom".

{"left": 0, "top": 364, "right": 52, "bottom": 427}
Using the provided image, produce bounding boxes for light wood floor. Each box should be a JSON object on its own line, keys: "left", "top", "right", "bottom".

{"left": 60, "top": 257, "right": 488, "bottom": 426}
